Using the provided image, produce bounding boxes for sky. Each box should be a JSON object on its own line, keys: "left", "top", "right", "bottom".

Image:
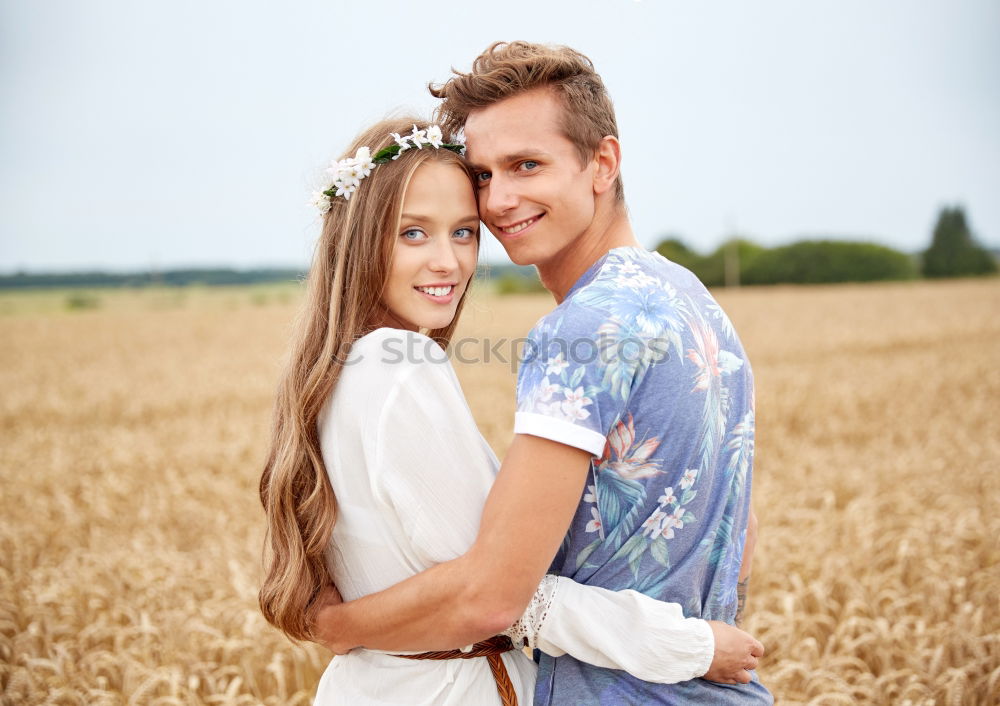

{"left": 1, "top": 0, "right": 998, "bottom": 272}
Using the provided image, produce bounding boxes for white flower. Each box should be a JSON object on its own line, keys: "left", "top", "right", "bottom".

{"left": 561, "top": 387, "right": 593, "bottom": 421}
{"left": 657, "top": 487, "right": 677, "bottom": 507}
{"left": 660, "top": 506, "right": 686, "bottom": 539}
{"left": 660, "top": 512, "right": 683, "bottom": 539}
{"left": 338, "top": 165, "right": 357, "bottom": 185}
{"left": 311, "top": 191, "right": 331, "bottom": 215}
{"left": 409, "top": 124, "right": 428, "bottom": 148}
{"left": 539, "top": 400, "right": 565, "bottom": 418}
{"left": 680, "top": 468, "right": 698, "bottom": 489}
{"left": 563, "top": 386, "right": 590, "bottom": 405}
{"left": 642, "top": 509, "right": 666, "bottom": 537}
{"left": 545, "top": 354, "right": 569, "bottom": 376}
{"left": 583, "top": 484, "right": 597, "bottom": 503}
{"left": 617, "top": 261, "right": 641, "bottom": 276}
{"left": 585, "top": 506, "right": 602, "bottom": 533}
{"left": 334, "top": 181, "right": 356, "bottom": 200}
{"left": 426, "top": 125, "right": 443, "bottom": 148}
{"left": 328, "top": 158, "right": 360, "bottom": 190}
{"left": 537, "top": 376, "right": 561, "bottom": 402}
{"left": 354, "top": 146, "right": 374, "bottom": 177}
{"left": 390, "top": 132, "right": 412, "bottom": 159}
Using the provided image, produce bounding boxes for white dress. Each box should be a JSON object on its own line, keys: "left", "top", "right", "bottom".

{"left": 313, "top": 328, "right": 714, "bottom": 705}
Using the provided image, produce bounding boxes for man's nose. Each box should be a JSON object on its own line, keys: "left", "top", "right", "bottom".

{"left": 483, "top": 174, "right": 518, "bottom": 218}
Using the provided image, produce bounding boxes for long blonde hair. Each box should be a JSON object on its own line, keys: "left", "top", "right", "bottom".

{"left": 259, "top": 118, "right": 476, "bottom": 641}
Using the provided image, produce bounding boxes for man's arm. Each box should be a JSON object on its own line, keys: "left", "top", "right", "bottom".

{"left": 311, "top": 434, "right": 593, "bottom": 653}
{"left": 735, "top": 506, "right": 758, "bottom": 627}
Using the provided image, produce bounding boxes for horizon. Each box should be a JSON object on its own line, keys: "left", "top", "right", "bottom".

{"left": 5, "top": 229, "right": 994, "bottom": 277}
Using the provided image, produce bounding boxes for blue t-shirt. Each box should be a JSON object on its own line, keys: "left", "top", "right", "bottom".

{"left": 514, "top": 247, "right": 772, "bottom": 705}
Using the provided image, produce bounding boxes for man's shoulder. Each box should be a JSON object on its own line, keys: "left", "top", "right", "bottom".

{"left": 533, "top": 248, "right": 700, "bottom": 332}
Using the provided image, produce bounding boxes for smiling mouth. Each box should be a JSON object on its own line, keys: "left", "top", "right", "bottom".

{"left": 415, "top": 285, "right": 455, "bottom": 297}
{"left": 498, "top": 215, "right": 543, "bottom": 235}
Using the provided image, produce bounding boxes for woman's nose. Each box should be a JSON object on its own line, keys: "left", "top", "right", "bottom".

{"left": 428, "top": 235, "right": 460, "bottom": 273}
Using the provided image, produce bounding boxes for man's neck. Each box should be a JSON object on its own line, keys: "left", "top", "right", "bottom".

{"left": 536, "top": 204, "right": 641, "bottom": 303}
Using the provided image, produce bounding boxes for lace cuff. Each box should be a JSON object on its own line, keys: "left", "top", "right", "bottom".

{"left": 502, "top": 574, "right": 561, "bottom": 649}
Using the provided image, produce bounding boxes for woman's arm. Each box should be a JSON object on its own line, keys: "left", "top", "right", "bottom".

{"left": 503, "top": 574, "right": 763, "bottom": 684}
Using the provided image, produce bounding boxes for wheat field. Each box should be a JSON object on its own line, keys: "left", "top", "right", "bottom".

{"left": 1, "top": 278, "right": 998, "bottom": 705}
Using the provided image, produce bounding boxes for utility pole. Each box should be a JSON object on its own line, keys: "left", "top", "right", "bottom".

{"left": 724, "top": 214, "right": 740, "bottom": 288}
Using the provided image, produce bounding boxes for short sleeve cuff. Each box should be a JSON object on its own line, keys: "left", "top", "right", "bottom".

{"left": 514, "top": 412, "right": 607, "bottom": 457}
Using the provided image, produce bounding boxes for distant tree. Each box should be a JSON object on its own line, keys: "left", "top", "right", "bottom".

{"left": 654, "top": 235, "right": 766, "bottom": 287}
{"left": 654, "top": 236, "right": 703, "bottom": 273}
{"left": 0, "top": 268, "right": 306, "bottom": 290}
{"left": 494, "top": 272, "right": 546, "bottom": 295}
{"left": 922, "top": 206, "right": 997, "bottom": 278}
{"left": 742, "top": 240, "right": 917, "bottom": 285}
{"left": 696, "top": 238, "right": 766, "bottom": 287}
{"left": 482, "top": 263, "right": 546, "bottom": 295}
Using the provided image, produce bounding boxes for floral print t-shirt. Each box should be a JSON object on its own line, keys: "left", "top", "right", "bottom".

{"left": 515, "top": 247, "right": 772, "bottom": 705}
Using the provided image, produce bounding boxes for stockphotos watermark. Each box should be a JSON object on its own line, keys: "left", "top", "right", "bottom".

{"left": 340, "top": 334, "right": 673, "bottom": 372}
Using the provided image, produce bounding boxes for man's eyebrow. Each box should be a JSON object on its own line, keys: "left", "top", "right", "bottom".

{"left": 466, "top": 151, "right": 553, "bottom": 170}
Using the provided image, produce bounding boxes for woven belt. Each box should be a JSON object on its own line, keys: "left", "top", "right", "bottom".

{"left": 396, "top": 634, "right": 518, "bottom": 706}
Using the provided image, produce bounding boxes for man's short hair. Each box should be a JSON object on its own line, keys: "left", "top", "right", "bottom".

{"left": 430, "top": 41, "right": 624, "bottom": 201}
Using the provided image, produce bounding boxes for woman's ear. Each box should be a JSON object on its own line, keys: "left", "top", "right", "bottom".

{"left": 592, "top": 135, "right": 622, "bottom": 196}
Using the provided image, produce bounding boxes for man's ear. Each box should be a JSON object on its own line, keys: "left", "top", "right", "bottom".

{"left": 592, "top": 135, "right": 621, "bottom": 196}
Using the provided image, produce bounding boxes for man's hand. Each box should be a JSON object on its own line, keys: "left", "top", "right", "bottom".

{"left": 703, "top": 621, "right": 765, "bottom": 684}
{"left": 307, "top": 582, "right": 344, "bottom": 653}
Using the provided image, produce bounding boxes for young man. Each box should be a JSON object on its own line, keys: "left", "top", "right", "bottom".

{"left": 311, "top": 42, "right": 772, "bottom": 704}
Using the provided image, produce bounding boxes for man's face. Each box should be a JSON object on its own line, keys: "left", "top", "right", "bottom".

{"left": 464, "top": 88, "right": 598, "bottom": 267}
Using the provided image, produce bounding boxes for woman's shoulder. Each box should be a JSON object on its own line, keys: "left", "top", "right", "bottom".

{"left": 350, "top": 327, "right": 450, "bottom": 364}
{"left": 345, "top": 327, "right": 456, "bottom": 387}
{"left": 321, "top": 328, "right": 459, "bottom": 432}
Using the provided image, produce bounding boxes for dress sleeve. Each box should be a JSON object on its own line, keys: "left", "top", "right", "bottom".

{"left": 504, "top": 575, "right": 714, "bottom": 683}
{"left": 373, "top": 352, "right": 499, "bottom": 566}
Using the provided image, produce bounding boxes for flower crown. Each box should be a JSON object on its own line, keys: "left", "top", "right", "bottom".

{"left": 312, "top": 124, "right": 464, "bottom": 214}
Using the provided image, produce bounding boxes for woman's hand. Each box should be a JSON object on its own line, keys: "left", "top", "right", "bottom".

{"left": 703, "top": 621, "right": 765, "bottom": 684}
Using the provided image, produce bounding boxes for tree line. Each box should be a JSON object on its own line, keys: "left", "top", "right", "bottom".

{"left": 655, "top": 205, "right": 996, "bottom": 287}
{"left": 0, "top": 267, "right": 309, "bottom": 290}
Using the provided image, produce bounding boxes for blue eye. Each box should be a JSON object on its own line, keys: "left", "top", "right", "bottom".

{"left": 519, "top": 160, "right": 539, "bottom": 171}
{"left": 453, "top": 227, "right": 476, "bottom": 240}
{"left": 401, "top": 228, "right": 426, "bottom": 241}
{"left": 475, "top": 171, "right": 491, "bottom": 185}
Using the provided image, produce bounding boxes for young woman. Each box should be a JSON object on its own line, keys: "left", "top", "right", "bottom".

{"left": 258, "top": 118, "right": 758, "bottom": 705}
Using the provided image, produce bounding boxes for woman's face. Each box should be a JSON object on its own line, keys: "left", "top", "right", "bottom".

{"left": 380, "top": 161, "right": 479, "bottom": 332}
